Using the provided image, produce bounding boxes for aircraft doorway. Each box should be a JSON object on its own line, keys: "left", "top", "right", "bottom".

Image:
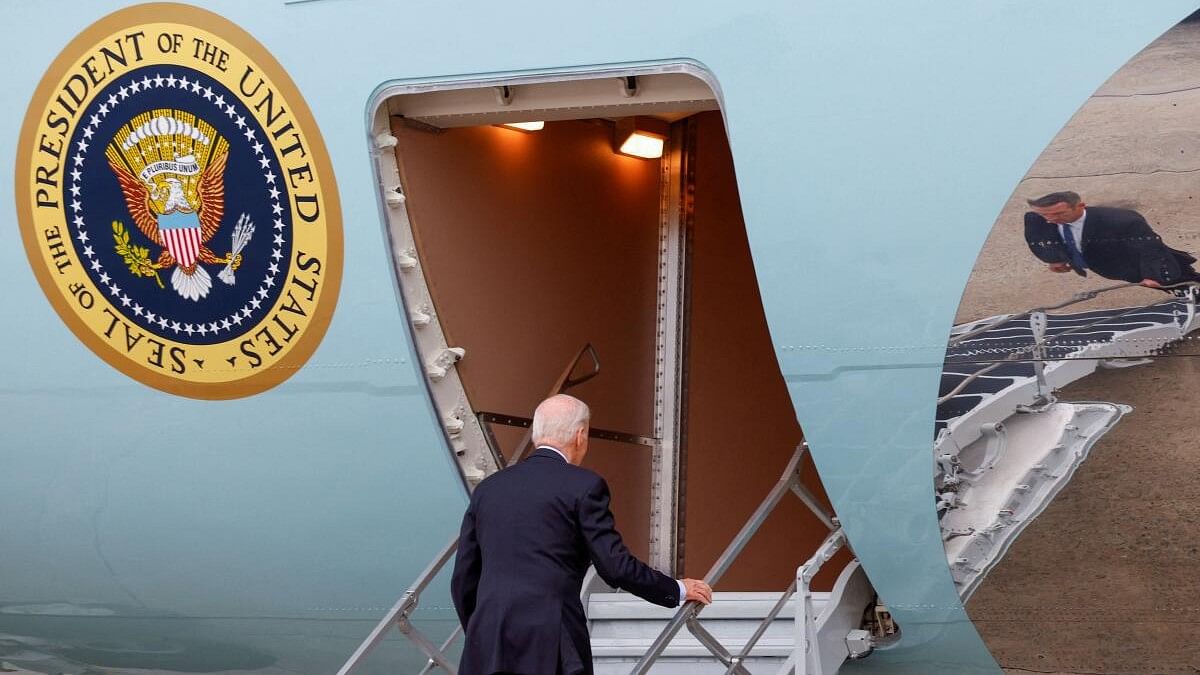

{"left": 373, "top": 72, "right": 842, "bottom": 591}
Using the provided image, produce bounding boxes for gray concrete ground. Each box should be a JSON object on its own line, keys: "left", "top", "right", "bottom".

{"left": 956, "top": 19, "right": 1200, "bottom": 675}
{"left": 957, "top": 20, "right": 1200, "bottom": 323}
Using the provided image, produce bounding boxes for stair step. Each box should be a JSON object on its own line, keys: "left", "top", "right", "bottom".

{"left": 588, "top": 592, "right": 804, "bottom": 660}
{"left": 592, "top": 636, "right": 794, "bottom": 658}
{"left": 592, "top": 659, "right": 787, "bottom": 675}
{"left": 587, "top": 562, "right": 873, "bottom": 674}
{"left": 588, "top": 591, "right": 828, "bottom": 620}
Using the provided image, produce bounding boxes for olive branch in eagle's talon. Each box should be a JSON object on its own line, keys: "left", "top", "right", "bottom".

{"left": 111, "top": 220, "right": 164, "bottom": 289}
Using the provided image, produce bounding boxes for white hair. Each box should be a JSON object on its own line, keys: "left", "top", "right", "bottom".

{"left": 531, "top": 394, "right": 590, "bottom": 447}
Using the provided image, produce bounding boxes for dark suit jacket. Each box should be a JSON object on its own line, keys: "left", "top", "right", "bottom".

{"left": 1024, "top": 206, "right": 1197, "bottom": 284}
{"left": 450, "top": 447, "right": 679, "bottom": 675}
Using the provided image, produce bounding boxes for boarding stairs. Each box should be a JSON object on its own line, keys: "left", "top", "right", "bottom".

{"left": 935, "top": 283, "right": 1200, "bottom": 597}
{"left": 588, "top": 556, "right": 874, "bottom": 674}
{"left": 337, "top": 437, "right": 878, "bottom": 675}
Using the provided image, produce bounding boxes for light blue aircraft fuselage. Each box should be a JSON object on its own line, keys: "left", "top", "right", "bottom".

{"left": 1, "top": 2, "right": 1193, "bottom": 673}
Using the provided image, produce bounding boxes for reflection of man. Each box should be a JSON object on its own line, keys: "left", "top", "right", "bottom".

{"left": 1024, "top": 191, "right": 1199, "bottom": 288}
{"left": 451, "top": 394, "right": 712, "bottom": 675}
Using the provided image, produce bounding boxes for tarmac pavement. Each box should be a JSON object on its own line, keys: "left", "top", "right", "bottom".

{"left": 956, "top": 18, "right": 1200, "bottom": 675}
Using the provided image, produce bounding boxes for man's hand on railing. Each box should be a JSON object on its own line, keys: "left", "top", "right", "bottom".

{"left": 682, "top": 579, "right": 713, "bottom": 605}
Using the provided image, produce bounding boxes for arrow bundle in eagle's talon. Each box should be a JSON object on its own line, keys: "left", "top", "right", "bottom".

{"left": 218, "top": 213, "right": 255, "bottom": 285}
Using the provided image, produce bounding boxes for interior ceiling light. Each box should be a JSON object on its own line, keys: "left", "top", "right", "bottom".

{"left": 614, "top": 116, "right": 668, "bottom": 159}
{"left": 498, "top": 121, "right": 545, "bottom": 132}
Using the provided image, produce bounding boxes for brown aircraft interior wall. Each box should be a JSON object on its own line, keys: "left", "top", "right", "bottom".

{"left": 392, "top": 119, "right": 661, "bottom": 557}
{"left": 391, "top": 111, "right": 842, "bottom": 587}
{"left": 682, "top": 111, "right": 844, "bottom": 591}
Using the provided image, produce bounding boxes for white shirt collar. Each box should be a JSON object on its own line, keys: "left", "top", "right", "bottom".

{"left": 536, "top": 445, "right": 569, "bottom": 463}
{"left": 1059, "top": 209, "right": 1086, "bottom": 249}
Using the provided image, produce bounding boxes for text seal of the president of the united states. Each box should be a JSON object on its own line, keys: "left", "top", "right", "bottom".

{"left": 16, "top": 3, "right": 343, "bottom": 399}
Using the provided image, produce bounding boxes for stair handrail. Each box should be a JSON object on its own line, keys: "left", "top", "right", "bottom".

{"left": 630, "top": 441, "right": 839, "bottom": 674}
{"left": 335, "top": 535, "right": 459, "bottom": 675}
{"left": 947, "top": 282, "right": 1136, "bottom": 347}
{"left": 940, "top": 283, "right": 1200, "bottom": 407}
{"left": 950, "top": 280, "right": 1200, "bottom": 347}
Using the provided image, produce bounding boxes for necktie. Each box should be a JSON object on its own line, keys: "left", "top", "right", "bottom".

{"left": 1060, "top": 224, "right": 1087, "bottom": 272}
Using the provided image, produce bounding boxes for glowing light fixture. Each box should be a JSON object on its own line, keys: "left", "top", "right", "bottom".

{"left": 614, "top": 116, "right": 668, "bottom": 159}
{"left": 499, "top": 121, "right": 545, "bottom": 132}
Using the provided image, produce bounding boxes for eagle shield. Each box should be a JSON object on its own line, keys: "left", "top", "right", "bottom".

{"left": 158, "top": 210, "right": 203, "bottom": 269}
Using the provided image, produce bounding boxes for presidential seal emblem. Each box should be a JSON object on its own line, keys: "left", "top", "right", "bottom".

{"left": 16, "top": 4, "right": 342, "bottom": 399}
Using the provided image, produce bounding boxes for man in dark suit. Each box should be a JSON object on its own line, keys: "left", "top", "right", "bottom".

{"left": 450, "top": 394, "right": 711, "bottom": 675}
{"left": 1023, "top": 191, "right": 1199, "bottom": 288}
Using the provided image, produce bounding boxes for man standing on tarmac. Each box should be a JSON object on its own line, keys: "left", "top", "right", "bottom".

{"left": 451, "top": 394, "right": 712, "bottom": 675}
{"left": 1024, "top": 191, "right": 1199, "bottom": 288}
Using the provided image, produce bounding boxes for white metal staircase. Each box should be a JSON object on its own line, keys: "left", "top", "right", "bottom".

{"left": 589, "top": 561, "right": 873, "bottom": 674}
{"left": 936, "top": 283, "right": 1200, "bottom": 598}
{"left": 338, "top": 444, "right": 881, "bottom": 675}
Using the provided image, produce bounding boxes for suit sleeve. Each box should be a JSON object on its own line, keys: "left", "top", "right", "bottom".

{"left": 1122, "top": 211, "right": 1186, "bottom": 284}
{"left": 578, "top": 476, "right": 681, "bottom": 608}
{"left": 450, "top": 497, "right": 481, "bottom": 629}
{"left": 1024, "top": 212, "right": 1069, "bottom": 264}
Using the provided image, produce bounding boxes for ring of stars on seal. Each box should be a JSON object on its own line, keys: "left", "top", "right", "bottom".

{"left": 72, "top": 69, "right": 290, "bottom": 340}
